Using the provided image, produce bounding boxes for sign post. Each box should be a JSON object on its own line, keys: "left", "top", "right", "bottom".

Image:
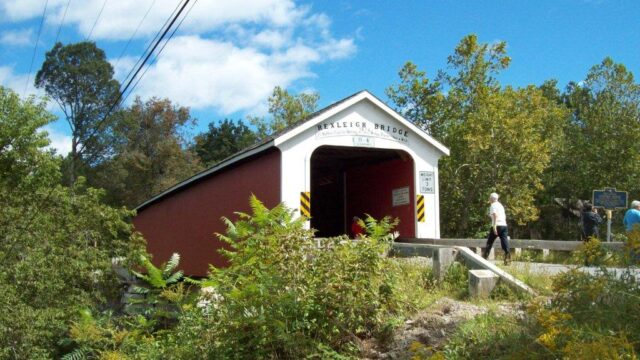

{"left": 593, "top": 187, "right": 628, "bottom": 242}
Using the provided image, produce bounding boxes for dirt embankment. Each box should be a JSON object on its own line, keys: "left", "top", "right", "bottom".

{"left": 360, "top": 297, "right": 524, "bottom": 359}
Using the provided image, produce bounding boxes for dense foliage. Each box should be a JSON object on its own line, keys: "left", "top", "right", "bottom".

{"left": 89, "top": 97, "right": 202, "bottom": 207}
{"left": 164, "top": 196, "right": 403, "bottom": 358}
{"left": 387, "top": 34, "right": 639, "bottom": 239}
{"left": 58, "top": 197, "right": 437, "bottom": 359}
{"left": 193, "top": 118, "right": 258, "bottom": 166}
{"left": 0, "top": 87, "right": 144, "bottom": 359}
{"left": 387, "top": 35, "right": 568, "bottom": 238}
{"left": 249, "top": 85, "right": 319, "bottom": 138}
{"left": 35, "top": 41, "right": 121, "bottom": 183}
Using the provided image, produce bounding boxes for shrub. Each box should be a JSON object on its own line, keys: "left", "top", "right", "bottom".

{"left": 528, "top": 268, "right": 640, "bottom": 358}
{"left": 623, "top": 229, "right": 640, "bottom": 266}
{"left": 164, "top": 196, "right": 405, "bottom": 359}
{"left": 570, "top": 237, "right": 610, "bottom": 266}
{"left": 0, "top": 87, "right": 145, "bottom": 358}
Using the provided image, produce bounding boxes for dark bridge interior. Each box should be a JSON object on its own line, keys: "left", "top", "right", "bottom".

{"left": 310, "top": 145, "right": 415, "bottom": 238}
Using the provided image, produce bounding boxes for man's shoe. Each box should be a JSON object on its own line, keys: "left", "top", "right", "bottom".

{"left": 504, "top": 252, "right": 511, "bottom": 265}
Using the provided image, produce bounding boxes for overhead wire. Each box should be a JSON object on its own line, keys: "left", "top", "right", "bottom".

{"left": 113, "top": 0, "right": 157, "bottom": 71}
{"left": 77, "top": 0, "right": 193, "bottom": 158}
{"left": 120, "top": 0, "right": 198, "bottom": 106}
{"left": 86, "top": 0, "right": 108, "bottom": 41}
{"left": 54, "top": 0, "right": 71, "bottom": 45}
{"left": 116, "top": 0, "right": 181, "bottom": 89}
{"left": 23, "top": 0, "right": 49, "bottom": 96}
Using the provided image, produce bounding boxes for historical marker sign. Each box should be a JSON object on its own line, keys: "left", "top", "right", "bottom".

{"left": 593, "top": 187, "right": 628, "bottom": 210}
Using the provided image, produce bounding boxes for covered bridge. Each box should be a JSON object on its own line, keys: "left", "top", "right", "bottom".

{"left": 134, "top": 90, "right": 450, "bottom": 275}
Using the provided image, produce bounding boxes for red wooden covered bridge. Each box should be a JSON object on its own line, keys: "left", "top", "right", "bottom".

{"left": 134, "top": 90, "right": 450, "bottom": 275}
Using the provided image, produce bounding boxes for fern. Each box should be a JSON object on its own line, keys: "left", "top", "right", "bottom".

{"left": 132, "top": 253, "right": 183, "bottom": 289}
{"left": 61, "top": 346, "right": 90, "bottom": 360}
{"left": 163, "top": 253, "right": 180, "bottom": 278}
{"left": 165, "top": 270, "right": 184, "bottom": 285}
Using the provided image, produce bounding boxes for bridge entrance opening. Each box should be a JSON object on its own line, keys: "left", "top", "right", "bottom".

{"left": 310, "top": 145, "right": 415, "bottom": 238}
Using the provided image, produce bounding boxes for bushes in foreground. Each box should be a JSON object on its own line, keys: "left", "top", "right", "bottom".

{"left": 430, "top": 266, "right": 640, "bottom": 359}
{"left": 0, "top": 88, "right": 145, "bottom": 359}
{"left": 63, "top": 196, "right": 435, "bottom": 359}
{"left": 165, "top": 196, "right": 404, "bottom": 358}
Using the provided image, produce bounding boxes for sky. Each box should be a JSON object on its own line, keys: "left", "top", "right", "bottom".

{"left": 1, "top": 0, "right": 639, "bottom": 155}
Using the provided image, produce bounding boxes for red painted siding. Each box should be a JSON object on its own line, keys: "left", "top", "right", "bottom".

{"left": 133, "top": 148, "right": 282, "bottom": 276}
{"left": 346, "top": 158, "right": 415, "bottom": 237}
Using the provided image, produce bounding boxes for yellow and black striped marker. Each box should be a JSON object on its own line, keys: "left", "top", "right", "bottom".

{"left": 300, "top": 191, "right": 311, "bottom": 218}
{"left": 417, "top": 195, "right": 425, "bottom": 222}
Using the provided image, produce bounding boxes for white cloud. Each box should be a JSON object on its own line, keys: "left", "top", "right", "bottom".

{"left": 1, "top": 0, "right": 305, "bottom": 40}
{"left": 115, "top": 36, "right": 293, "bottom": 114}
{"left": 42, "top": 125, "right": 71, "bottom": 156}
{"left": 1, "top": 0, "right": 357, "bottom": 114}
{"left": 0, "top": 28, "right": 33, "bottom": 46}
{"left": 251, "top": 29, "right": 291, "bottom": 49}
{"left": 0, "top": 65, "right": 38, "bottom": 96}
{"left": 114, "top": 32, "right": 354, "bottom": 114}
{"left": 0, "top": 0, "right": 57, "bottom": 22}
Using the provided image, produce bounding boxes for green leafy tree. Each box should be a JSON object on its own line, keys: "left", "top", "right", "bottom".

{"left": 386, "top": 61, "right": 447, "bottom": 139}
{"left": 387, "top": 35, "right": 567, "bottom": 237}
{"left": 0, "top": 86, "right": 144, "bottom": 358}
{"left": 90, "top": 97, "right": 202, "bottom": 208}
{"left": 560, "top": 57, "right": 640, "bottom": 200}
{"left": 35, "top": 41, "right": 121, "bottom": 183}
{"left": 193, "top": 119, "right": 258, "bottom": 166}
{"left": 250, "top": 86, "right": 319, "bottom": 137}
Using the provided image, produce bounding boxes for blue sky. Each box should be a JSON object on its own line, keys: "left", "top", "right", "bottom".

{"left": 1, "top": 1, "right": 638, "bottom": 154}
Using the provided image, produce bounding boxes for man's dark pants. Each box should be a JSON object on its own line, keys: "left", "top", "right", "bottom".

{"left": 483, "top": 226, "right": 510, "bottom": 258}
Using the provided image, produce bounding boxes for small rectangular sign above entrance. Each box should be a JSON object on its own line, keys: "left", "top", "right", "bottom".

{"left": 419, "top": 171, "right": 435, "bottom": 194}
{"left": 352, "top": 136, "right": 374, "bottom": 147}
{"left": 392, "top": 187, "right": 410, "bottom": 207}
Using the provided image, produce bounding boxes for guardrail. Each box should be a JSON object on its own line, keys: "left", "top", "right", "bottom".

{"left": 396, "top": 238, "right": 624, "bottom": 260}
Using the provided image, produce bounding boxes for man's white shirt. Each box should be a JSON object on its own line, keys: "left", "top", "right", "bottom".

{"left": 489, "top": 202, "right": 507, "bottom": 226}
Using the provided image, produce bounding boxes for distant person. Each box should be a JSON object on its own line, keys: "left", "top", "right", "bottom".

{"left": 482, "top": 192, "right": 511, "bottom": 265}
{"left": 581, "top": 203, "right": 602, "bottom": 240}
{"left": 624, "top": 200, "right": 640, "bottom": 232}
{"left": 351, "top": 216, "right": 364, "bottom": 238}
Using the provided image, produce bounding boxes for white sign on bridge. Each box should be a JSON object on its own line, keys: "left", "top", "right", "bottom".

{"left": 392, "top": 187, "right": 410, "bottom": 207}
{"left": 419, "top": 171, "right": 435, "bottom": 194}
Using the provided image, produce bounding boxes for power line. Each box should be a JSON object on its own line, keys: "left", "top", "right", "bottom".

{"left": 121, "top": 0, "right": 198, "bottom": 106}
{"left": 23, "top": 0, "right": 49, "bottom": 97}
{"left": 117, "top": 0, "right": 184, "bottom": 92}
{"left": 113, "top": 0, "right": 157, "bottom": 71}
{"left": 86, "top": 0, "right": 108, "bottom": 41}
{"left": 77, "top": 0, "right": 192, "bottom": 158}
{"left": 54, "top": 0, "right": 72, "bottom": 45}
{"left": 113, "top": 0, "right": 190, "bottom": 111}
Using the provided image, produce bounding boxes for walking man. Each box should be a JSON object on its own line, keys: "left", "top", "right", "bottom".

{"left": 483, "top": 192, "right": 511, "bottom": 265}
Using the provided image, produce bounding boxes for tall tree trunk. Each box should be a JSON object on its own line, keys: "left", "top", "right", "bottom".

{"left": 70, "top": 137, "right": 77, "bottom": 185}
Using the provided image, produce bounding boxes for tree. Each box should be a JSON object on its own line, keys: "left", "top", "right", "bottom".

{"left": 35, "top": 41, "right": 121, "bottom": 183}
{"left": 90, "top": 97, "right": 202, "bottom": 208}
{"left": 560, "top": 58, "right": 640, "bottom": 200}
{"left": 194, "top": 119, "right": 258, "bottom": 166}
{"left": 250, "top": 86, "right": 319, "bottom": 137}
{"left": 0, "top": 86, "right": 143, "bottom": 358}
{"left": 386, "top": 62, "right": 447, "bottom": 139}
{"left": 387, "top": 35, "right": 567, "bottom": 237}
